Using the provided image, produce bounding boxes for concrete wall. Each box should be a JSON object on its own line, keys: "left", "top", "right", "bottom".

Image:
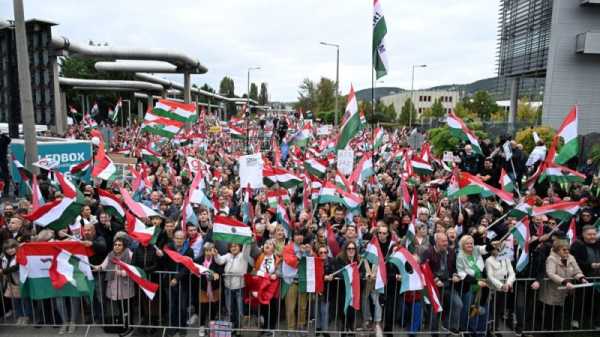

{"left": 542, "top": 1, "right": 600, "bottom": 134}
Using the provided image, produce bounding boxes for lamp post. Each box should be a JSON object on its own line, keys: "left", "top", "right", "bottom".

{"left": 409, "top": 64, "right": 427, "bottom": 130}
{"left": 320, "top": 42, "right": 340, "bottom": 126}
{"left": 246, "top": 66, "right": 261, "bottom": 153}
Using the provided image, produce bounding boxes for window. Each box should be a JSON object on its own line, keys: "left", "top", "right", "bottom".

{"left": 449, "top": 96, "right": 453, "bottom": 103}
{"left": 428, "top": 96, "right": 432, "bottom": 102}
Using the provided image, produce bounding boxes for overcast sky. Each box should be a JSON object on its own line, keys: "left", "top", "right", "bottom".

{"left": 7, "top": 0, "right": 499, "bottom": 102}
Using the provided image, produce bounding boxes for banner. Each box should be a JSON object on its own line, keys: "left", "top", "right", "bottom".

{"left": 337, "top": 150, "right": 354, "bottom": 176}
{"left": 239, "top": 153, "right": 264, "bottom": 188}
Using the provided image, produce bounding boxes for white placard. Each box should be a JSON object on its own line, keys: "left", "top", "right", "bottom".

{"left": 239, "top": 153, "right": 264, "bottom": 188}
{"left": 317, "top": 125, "right": 332, "bottom": 136}
{"left": 337, "top": 149, "right": 354, "bottom": 176}
{"left": 443, "top": 151, "right": 455, "bottom": 163}
{"left": 33, "top": 157, "right": 60, "bottom": 171}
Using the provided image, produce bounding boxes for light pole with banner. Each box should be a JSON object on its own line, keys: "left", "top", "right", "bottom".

{"left": 320, "top": 41, "right": 340, "bottom": 126}
{"left": 410, "top": 64, "right": 427, "bottom": 130}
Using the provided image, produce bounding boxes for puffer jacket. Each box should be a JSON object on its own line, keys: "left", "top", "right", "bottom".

{"left": 539, "top": 251, "right": 584, "bottom": 306}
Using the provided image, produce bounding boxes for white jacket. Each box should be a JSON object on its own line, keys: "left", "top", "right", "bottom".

{"left": 485, "top": 255, "right": 516, "bottom": 291}
{"left": 214, "top": 245, "right": 253, "bottom": 289}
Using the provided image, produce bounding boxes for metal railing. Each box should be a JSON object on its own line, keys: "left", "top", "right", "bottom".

{"left": 1, "top": 272, "right": 599, "bottom": 336}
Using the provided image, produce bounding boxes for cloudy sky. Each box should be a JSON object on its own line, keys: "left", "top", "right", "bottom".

{"left": 9, "top": 0, "right": 499, "bottom": 102}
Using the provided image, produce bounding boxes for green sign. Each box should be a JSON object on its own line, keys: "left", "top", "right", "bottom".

{"left": 10, "top": 139, "right": 93, "bottom": 183}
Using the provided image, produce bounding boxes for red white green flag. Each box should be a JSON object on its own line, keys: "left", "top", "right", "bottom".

{"left": 112, "top": 258, "right": 159, "bottom": 300}
{"left": 263, "top": 167, "right": 303, "bottom": 189}
{"left": 304, "top": 158, "right": 327, "bottom": 179}
{"left": 531, "top": 199, "right": 585, "bottom": 222}
{"left": 499, "top": 168, "right": 514, "bottom": 193}
{"left": 567, "top": 218, "right": 577, "bottom": 245}
{"left": 163, "top": 247, "right": 211, "bottom": 276}
{"left": 421, "top": 262, "right": 443, "bottom": 313}
{"left": 554, "top": 105, "right": 578, "bottom": 165}
{"left": 387, "top": 247, "right": 425, "bottom": 293}
{"left": 512, "top": 217, "right": 531, "bottom": 272}
{"left": 446, "top": 111, "right": 482, "bottom": 155}
{"left": 336, "top": 85, "right": 361, "bottom": 150}
{"left": 98, "top": 188, "right": 125, "bottom": 220}
{"left": 267, "top": 189, "right": 290, "bottom": 209}
{"left": 126, "top": 212, "right": 160, "bottom": 247}
{"left": 341, "top": 262, "right": 361, "bottom": 312}
{"left": 153, "top": 99, "right": 197, "bottom": 123}
{"left": 452, "top": 172, "right": 515, "bottom": 205}
{"left": 298, "top": 256, "right": 324, "bottom": 293}
{"left": 364, "top": 236, "right": 387, "bottom": 293}
{"left": 411, "top": 157, "right": 433, "bottom": 176}
{"left": 17, "top": 241, "right": 94, "bottom": 299}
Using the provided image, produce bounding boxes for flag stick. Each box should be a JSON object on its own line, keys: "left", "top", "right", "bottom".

{"left": 326, "top": 259, "right": 364, "bottom": 278}
{"left": 558, "top": 282, "right": 595, "bottom": 290}
{"left": 486, "top": 211, "right": 510, "bottom": 230}
{"left": 510, "top": 158, "right": 523, "bottom": 199}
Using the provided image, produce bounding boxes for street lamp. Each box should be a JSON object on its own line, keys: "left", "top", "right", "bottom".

{"left": 320, "top": 41, "right": 340, "bottom": 126}
{"left": 246, "top": 66, "right": 261, "bottom": 153}
{"left": 409, "top": 64, "right": 427, "bottom": 130}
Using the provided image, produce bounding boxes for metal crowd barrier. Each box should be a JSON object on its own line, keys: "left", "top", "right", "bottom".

{"left": 0, "top": 271, "right": 598, "bottom": 336}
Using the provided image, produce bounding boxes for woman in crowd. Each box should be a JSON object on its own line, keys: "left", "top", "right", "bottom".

{"left": 332, "top": 241, "right": 363, "bottom": 337}
{"left": 195, "top": 242, "right": 223, "bottom": 336}
{"left": 252, "top": 239, "right": 281, "bottom": 334}
{"left": 1, "top": 239, "right": 31, "bottom": 325}
{"left": 485, "top": 241, "right": 515, "bottom": 333}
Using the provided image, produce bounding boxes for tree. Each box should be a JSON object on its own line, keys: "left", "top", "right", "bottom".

{"left": 430, "top": 98, "right": 445, "bottom": 118}
{"left": 515, "top": 126, "right": 555, "bottom": 153}
{"left": 219, "top": 76, "right": 235, "bottom": 97}
{"left": 200, "top": 83, "right": 215, "bottom": 93}
{"left": 316, "top": 77, "right": 336, "bottom": 113}
{"left": 360, "top": 100, "right": 397, "bottom": 124}
{"left": 517, "top": 98, "right": 542, "bottom": 124}
{"left": 428, "top": 125, "right": 489, "bottom": 156}
{"left": 258, "top": 82, "right": 269, "bottom": 105}
{"left": 398, "top": 98, "right": 417, "bottom": 126}
{"left": 295, "top": 78, "right": 317, "bottom": 112}
{"left": 249, "top": 83, "right": 259, "bottom": 101}
{"left": 463, "top": 91, "right": 499, "bottom": 121}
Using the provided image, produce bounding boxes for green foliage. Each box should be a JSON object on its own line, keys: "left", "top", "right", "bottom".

{"left": 430, "top": 98, "right": 445, "bottom": 118}
{"left": 219, "top": 76, "right": 237, "bottom": 118}
{"left": 463, "top": 91, "right": 499, "bottom": 121}
{"left": 259, "top": 83, "right": 269, "bottom": 105}
{"left": 428, "top": 123, "right": 489, "bottom": 156}
{"left": 515, "top": 126, "right": 556, "bottom": 154}
{"left": 294, "top": 77, "right": 342, "bottom": 121}
{"left": 589, "top": 144, "right": 600, "bottom": 165}
{"left": 454, "top": 102, "right": 477, "bottom": 121}
{"left": 316, "top": 110, "right": 335, "bottom": 124}
{"left": 359, "top": 100, "right": 397, "bottom": 124}
{"left": 316, "top": 77, "right": 336, "bottom": 113}
{"left": 398, "top": 98, "right": 417, "bottom": 126}
{"left": 517, "top": 98, "right": 542, "bottom": 124}
{"left": 249, "top": 83, "right": 259, "bottom": 101}
{"left": 295, "top": 78, "right": 317, "bottom": 112}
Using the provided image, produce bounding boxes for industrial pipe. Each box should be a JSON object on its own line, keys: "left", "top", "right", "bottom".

{"left": 59, "top": 77, "right": 164, "bottom": 92}
{"left": 95, "top": 60, "right": 178, "bottom": 73}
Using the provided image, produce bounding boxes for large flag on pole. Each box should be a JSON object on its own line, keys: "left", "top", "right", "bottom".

{"left": 446, "top": 111, "right": 483, "bottom": 155}
{"left": 112, "top": 258, "right": 159, "bottom": 300}
{"left": 372, "top": 0, "right": 389, "bottom": 79}
{"left": 554, "top": 105, "right": 578, "bottom": 165}
{"left": 336, "top": 85, "right": 361, "bottom": 150}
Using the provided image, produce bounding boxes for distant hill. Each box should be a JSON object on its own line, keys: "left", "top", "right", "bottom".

{"left": 355, "top": 77, "right": 500, "bottom": 101}
{"left": 355, "top": 87, "right": 405, "bottom": 102}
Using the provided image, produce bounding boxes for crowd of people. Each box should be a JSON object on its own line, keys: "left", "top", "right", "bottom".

{"left": 0, "top": 108, "right": 599, "bottom": 337}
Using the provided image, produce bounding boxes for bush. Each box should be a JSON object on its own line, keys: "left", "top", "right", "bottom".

{"left": 588, "top": 144, "right": 600, "bottom": 165}
{"left": 428, "top": 125, "right": 489, "bottom": 156}
{"left": 514, "top": 126, "right": 556, "bottom": 154}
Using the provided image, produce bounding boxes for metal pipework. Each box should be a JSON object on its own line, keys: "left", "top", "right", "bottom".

{"left": 95, "top": 60, "right": 178, "bottom": 73}
{"left": 51, "top": 36, "right": 207, "bottom": 74}
{"left": 59, "top": 77, "right": 164, "bottom": 92}
{"left": 134, "top": 73, "right": 229, "bottom": 101}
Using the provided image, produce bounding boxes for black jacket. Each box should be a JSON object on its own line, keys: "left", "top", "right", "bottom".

{"left": 570, "top": 239, "right": 600, "bottom": 277}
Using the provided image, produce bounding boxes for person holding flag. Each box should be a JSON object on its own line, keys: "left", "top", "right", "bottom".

{"left": 331, "top": 241, "right": 364, "bottom": 336}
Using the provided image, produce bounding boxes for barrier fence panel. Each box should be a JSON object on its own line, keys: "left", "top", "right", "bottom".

{"left": 1, "top": 272, "right": 599, "bottom": 336}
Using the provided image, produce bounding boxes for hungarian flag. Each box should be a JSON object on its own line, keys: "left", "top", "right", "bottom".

{"left": 372, "top": 0, "right": 389, "bottom": 79}
{"left": 326, "top": 223, "right": 341, "bottom": 257}
{"left": 512, "top": 217, "right": 531, "bottom": 272}
{"left": 119, "top": 188, "right": 160, "bottom": 219}
{"left": 302, "top": 176, "right": 312, "bottom": 213}
{"left": 91, "top": 136, "right": 117, "bottom": 181}
{"left": 12, "top": 155, "right": 32, "bottom": 181}
{"left": 98, "top": 188, "right": 125, "bottom": 221}
{"left": 337, "top": 188, "right": 363, "bottom": 210}
{"left": 373, "top": 127, "right": 385, "bottom": 150}
{"left": 69, "top": 159, "right": 91, "bottom": 179}
{"left": 304, "top": 158, "right": 327, "bottom": 179}
{"left": 244, "top": 274, "right": 280, "bottom": 305}
{"left": 446, "top": 111, "right": 482, "bottom": 155}
{"left": 508, "top": 202, "right": 532, "bottom": 220}
{"left": 388, "top": 247, "right": 425, "bottom": 293}
{"left": 126, "top": 212, "right": 160, "bottom": 247}
{"left": 24, "top": 173, "right": 83, "bottom": 230}
{"left": 31, "top": 175, "right": 45, "bottom": 211}
{"left": 335, "top": 170, "right": 352, "bottom": 192}
{"left": 554, "top": 105, "right": 578, "bottom": 165}
{"left": 364, "top": 236, "right": 387, "bottom": 293}
{"left": 318, "top": 182, "right": 341, "bottom": 205}
{"left": 298, "top": 256, "right": 324, "bottom": 294}
{"left": 539, "top": 161, "right": 585, "bottom": 184}
{"left": 419, "top": 142, "right": 432, "bottom": 163}
{"left": 228, "top": 125, "right": 245, "bottom": 140}
{"left": 341, "top": 262, "right": 361, "bottom": 312}
{"left": 142, "top": 111, "right": 184, "bottom": 138}
{"left": 112, "top": 258, "right": 159, "bottom": 300}
{"left": 181, "top": 195, "right": 199, "bottom": 231}
{"left": 411, "top": 158, "right": 433, "bottom": 176}
{"left": 532, "top": 199, "right": 585, "bottom": 222}
{"left": 276, "top": 198, "right": 291, "bottom": 237}
{"left": 163, "top": 247, "right": 211, "bottom": 276}
{"left": 267, "top": 189, "right": 290, "bottom": 209}
{"left": 567, "top": 218, "right": 577, "bottom": 245}
{"left": 17, "top": 242, "right": 94, "bottom": 299}
{"left": 350, "top": 152, "right": 375, "bottom": 186}
{"left": 452, "top": 172, "right": 515, "bottom": 205}
{"left": 401, "top": 178, "right": 411, "bottom": 211}
{"left": 153, "top": 99, "right": 197, "bottom": 123}
{"left": 291, "top": 123, "right": 312, "bottom": 148}
{"left": 213, "top": 215, "right": 253, "bottom": 244}
{"left": 49, "top": 250, "right": 77, "bottom": 289}
{"left": 421, "top": 262, "right": 443, "bottom": 313}
{"left": 263, "top": 167, "right": 303, "bottom": 189}
{"left": 499, "top": 168, "right": 514, "bottom": 193}
{"left": 141, "top": 146, "right": 162, "bottom": 163}
{"left": 336, "top": 85, "right": 361, "bottom": 150}
{"left": 189, "top": 170, "right": 214, "bottom": 209}
{"left": 404, "top": 188, "right": 418, "bottom": 252}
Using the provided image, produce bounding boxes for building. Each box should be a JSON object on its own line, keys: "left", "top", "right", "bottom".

{"left": 497, "top": 0, "right": 600, "bottom": 134}
{"left": 380, "top": 90, "right": 460, "bottom": 118}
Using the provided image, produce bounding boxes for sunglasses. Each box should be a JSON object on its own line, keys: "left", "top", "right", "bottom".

{"left": 346, "top": 247, "right": 356, "bottom": 251}
{"left": 318, "top": 251, "right": 328, "bottom": 255}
